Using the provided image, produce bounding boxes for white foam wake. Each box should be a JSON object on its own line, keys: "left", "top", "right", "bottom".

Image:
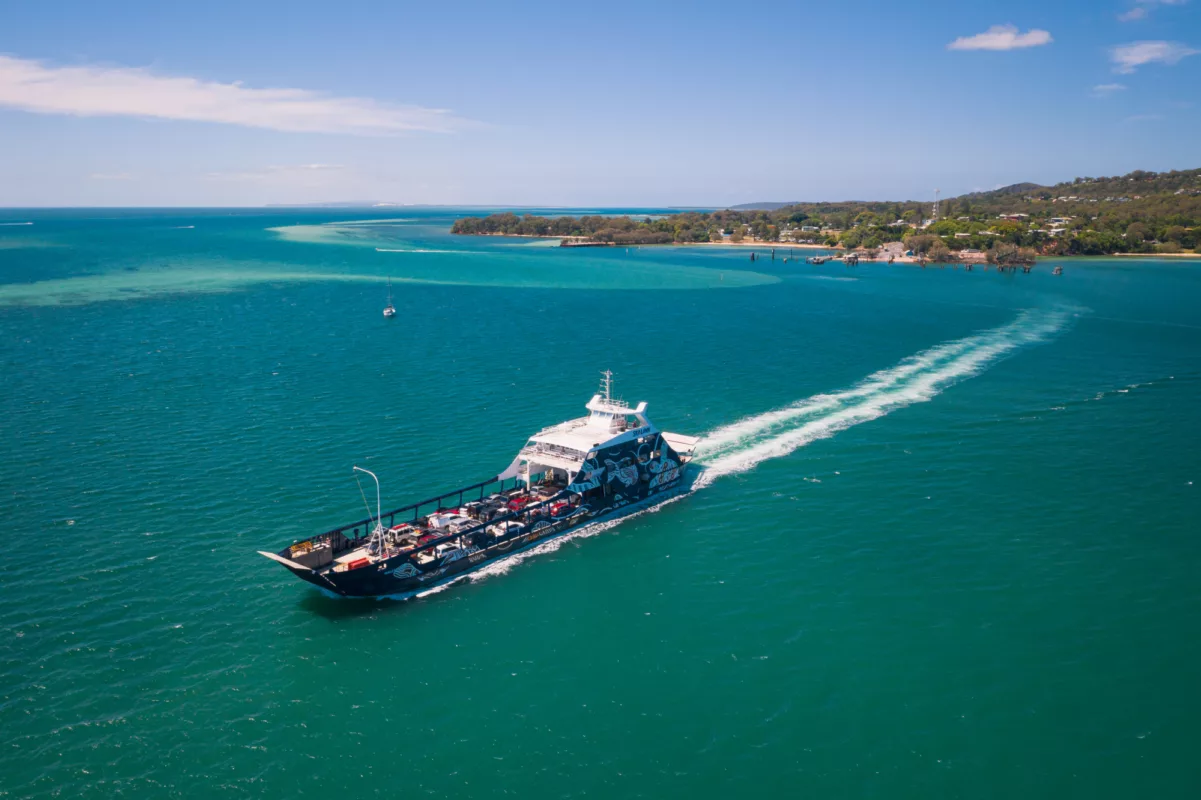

{"left": 406, "top": 307, "right": 1071, "bottom": 599}
{"left": 695, "top": 337, "right": 977, "bottom": 454}
{"left": 693, "top": 307, "right": 1070, "bottom": 485}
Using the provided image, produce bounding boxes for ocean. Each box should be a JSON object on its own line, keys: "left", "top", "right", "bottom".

{"left": 2, "top": 208, "right": 1199, "bottom": 798}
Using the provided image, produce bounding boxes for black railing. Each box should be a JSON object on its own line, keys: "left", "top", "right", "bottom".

{"left": 310, "top": 474, "right": 528, "bottom": 548}
{"left": 304, "top": 476, "right": 581, "bottom": 565}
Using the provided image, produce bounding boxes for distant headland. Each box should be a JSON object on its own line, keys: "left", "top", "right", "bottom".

{"left": 451, "top": 168, "right": 1201, "bottom": 258}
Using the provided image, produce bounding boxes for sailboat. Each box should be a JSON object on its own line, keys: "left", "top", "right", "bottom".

{"left": 383, "top": 277, "right": 396, "bottom": 317}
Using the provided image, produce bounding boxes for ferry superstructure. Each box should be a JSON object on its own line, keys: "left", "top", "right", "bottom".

{"left": 260, "top": 373, "right": 698, "bottom": 599}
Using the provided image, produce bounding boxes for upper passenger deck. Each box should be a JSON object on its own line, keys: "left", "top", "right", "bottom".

{"left": 529, "top": 397, "right": 651, "bottom": 451}
{"left": 512, "top": 372, "right": 660, "bottom": 474}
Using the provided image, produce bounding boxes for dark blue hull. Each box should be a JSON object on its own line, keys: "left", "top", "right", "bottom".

{"left": 296, "top": 480, "right": 686, "bottom": 599}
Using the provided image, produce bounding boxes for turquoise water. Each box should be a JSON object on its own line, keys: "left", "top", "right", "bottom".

{"left": 2, "top": 209, "right": 1200, "bottom": 798}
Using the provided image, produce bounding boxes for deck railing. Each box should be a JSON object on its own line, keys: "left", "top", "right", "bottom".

{"left": 520, "top": 442, "right": 587, "bottom": 462}
{"left": 309, "top": 474, "right": 532, "bottom": 547}
{"left": 304, "top": 475, "right": 579, "bottom": 564}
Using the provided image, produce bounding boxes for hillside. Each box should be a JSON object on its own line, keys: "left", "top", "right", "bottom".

{"left": 955, "top": 182, "right": 1044, "bottom": 200}
{"left": 728, "top": 202, "right": 801, "bottom": 211}
{"left": 452, "top": 168, "right": 1201, "bottom": 255}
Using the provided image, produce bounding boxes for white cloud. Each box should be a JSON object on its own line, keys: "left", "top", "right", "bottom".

{"left": 89, "top": 172, "right": 135, "bottom": 180}
{"left": 947, "top": 25, "right": 1053, "bottom": 51}
{"left": 1119, "top": 1, "right": 1189, "bottom": 22}
{"left": 1110, "top": 40, "right": 1199, "bottom": 73}
{"left": 203, "top": 164, "right": 348, "bottom": 182}
{"left": 286, "top": 164, "right": 345, "bottom": 171}
{"left": 1091, "top": 83, "right": 1127, "bottom": 97}
{"left": 0, "top": 54, "right": 467, "bottom": 135}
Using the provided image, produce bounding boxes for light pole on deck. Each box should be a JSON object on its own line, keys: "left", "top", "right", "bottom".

{"left": 353, "top": 466, "right": 383, "bottom": 544}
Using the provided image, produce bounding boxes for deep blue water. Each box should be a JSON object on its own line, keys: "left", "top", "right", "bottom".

{"left": 2, "top": 209, "right": 1200, "bottom": 798}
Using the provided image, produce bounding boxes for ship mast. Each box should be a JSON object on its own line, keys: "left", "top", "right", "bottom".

{"left": 600, "top": 369, "right": 613, "bottom": 405}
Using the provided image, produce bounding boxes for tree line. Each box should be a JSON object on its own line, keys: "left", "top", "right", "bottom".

{"left": 451, "top": 168, "right": 1201, "bottom": 254}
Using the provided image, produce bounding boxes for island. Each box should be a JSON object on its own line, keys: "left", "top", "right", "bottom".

{"left": 451, "top": 168, "right": 1201, "bottom": 257}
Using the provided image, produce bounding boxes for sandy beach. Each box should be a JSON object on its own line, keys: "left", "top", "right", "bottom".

{"left": 691, "top": 239, "right": 829, "bottom": 249}
{"left": 1112, "top": 251, "right": 1201, "bottom": 258}
{"left": 466, "top": 233, "right": 833, "bottom": 250}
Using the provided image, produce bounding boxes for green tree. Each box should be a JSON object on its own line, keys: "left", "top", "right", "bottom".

{"left": 987, "top": 243, "right": 1037, "bottom": 267}
{"left": 1126, "top": 222, "right": 1149, "bottom": 241}
{"left": 929, "top": 241, "right": 954, "bottom": 263}
{"left": 907, "top": 234, "right": 939, "bottom": 256}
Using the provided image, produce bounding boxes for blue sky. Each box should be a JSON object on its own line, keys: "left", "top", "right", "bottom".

{"left": 0, "top": 0, "right": 1197, "bottom": 206}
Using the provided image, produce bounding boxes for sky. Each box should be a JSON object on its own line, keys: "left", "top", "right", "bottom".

{"left": 0, "top": 0, "right": 1198, "bottom": 206}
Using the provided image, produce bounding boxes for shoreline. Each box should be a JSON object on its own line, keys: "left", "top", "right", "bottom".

{"left": 454, "top": 232, "right": 832, "bottom": 249}
{"left": 452, "top": 233, "right": 1199, "bottom": 260}
{"left": 686, "top": 240, "right": 830, "bottom": 250}
{"left": 1110, "top": 251, "right": 1201, "bottom": 259}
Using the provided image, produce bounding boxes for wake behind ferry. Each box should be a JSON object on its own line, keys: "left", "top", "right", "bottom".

{"left": 260, "top": 373, "right": 699, "bottom": 598}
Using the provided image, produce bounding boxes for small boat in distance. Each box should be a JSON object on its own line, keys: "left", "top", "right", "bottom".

{"left": 383, "top": 277, "right": 396, "bottom": 317}
{"left": 1052, "top": 265, "right": 1063, "bottom": 276}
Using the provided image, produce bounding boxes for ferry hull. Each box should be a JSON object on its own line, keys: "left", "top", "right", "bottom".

{"left": 297, "top": 479, "right": 686, "bottom": 599}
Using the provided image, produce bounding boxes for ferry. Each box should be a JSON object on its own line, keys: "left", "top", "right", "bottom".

{"left": 259, "top": 373, "right": 699, "bottom": 598}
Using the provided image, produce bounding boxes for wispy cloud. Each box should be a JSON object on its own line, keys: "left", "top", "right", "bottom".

{"left": 89, "top": 172, "right": 135, "bottom": 180}
{"left": 1119, "top": 1, "right": 1189, "bottom": 23}
{"left": 1110, "top": 40, "right": 1199, "bottom": 73}
{"left": 203, "top": 164, "right": 348, "bottom": 182}
{"left": 1091, "top": 83, "right": 1127, "bottom": 97}
{"left": 0, "top": 54, "right": 468, "bottom": 135}
{"left": 947, "top": 25, "right": 1053, "bottom": 51}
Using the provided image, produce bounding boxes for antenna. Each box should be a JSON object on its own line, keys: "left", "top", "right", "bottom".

{"left": 600, "top": 370, "right": 613, "bottom": 404}
{"left": 933, "top": 189, "right": 941, "bottom": 220}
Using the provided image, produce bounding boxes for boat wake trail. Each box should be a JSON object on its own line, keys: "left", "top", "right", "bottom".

{"left": 410, "top": 307, "right": 1072, "bottom": 599}
{"left": 692, "top": 307, "right": 1072, "bottom": 486}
